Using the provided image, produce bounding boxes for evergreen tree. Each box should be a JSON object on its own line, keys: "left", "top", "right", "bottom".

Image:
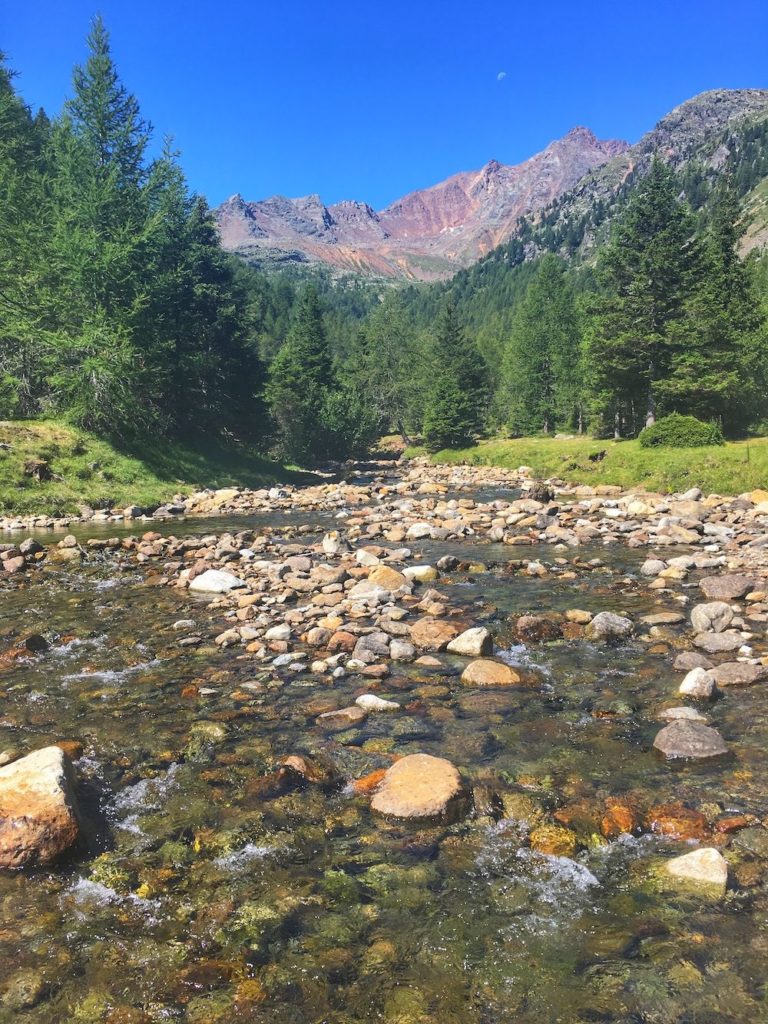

{"left": 422, "top": 303, "right": 485, "bottom": 452}
{"left": 658, "top": 178, "right": 767, "bottom": 430}
{"left": 501, "top": 254, "right": 582, "bottom": 435}
{"left": 265, "top": 286, "right": 335, "bottom": 463}
{"left": 587, "top": 159, "right": 702, "bottom": 437}
{"left": 355, "top": 294, "right": 420, "bottom": 441}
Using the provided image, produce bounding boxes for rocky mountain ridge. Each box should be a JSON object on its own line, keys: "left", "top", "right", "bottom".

{"left": 216, "top": 127, "right": 627, "bottom": 280}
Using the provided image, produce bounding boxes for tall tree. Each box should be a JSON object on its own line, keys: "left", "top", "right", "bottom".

{"left": 587, "top": 159, "right": 701, "bottom": 437}
{"left": 264, "top": 286, "right": 335, "bottom": 463}
{"left": 422, "top": 303, "right": 485, "bottom": 452}
{"left": 502, "top": 254, "right": 582, "bottom": 435}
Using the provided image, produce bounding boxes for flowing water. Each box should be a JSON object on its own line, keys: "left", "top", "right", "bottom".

{"left": 1, "top": 495, "right": 768, "bottom": 1022}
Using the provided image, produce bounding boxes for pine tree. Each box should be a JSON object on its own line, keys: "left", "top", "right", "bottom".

{"left": 422, "top": 303, "right": 485, "bottom": 452}
{"left": 587, "top": 159, "right": 702, "bottom": 437}
{"left": 265, "top": 287, "right": 335, "bottom": 463}
{"left": 659, "top": 178, "right": 767, "bottom": 430}
{"left": 502, "top": 254, "right": 582, "bottom": 435}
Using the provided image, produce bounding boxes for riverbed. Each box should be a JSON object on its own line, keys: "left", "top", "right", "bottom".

{"left": 1, "top": 464, "right": 768, "bottom": 1022}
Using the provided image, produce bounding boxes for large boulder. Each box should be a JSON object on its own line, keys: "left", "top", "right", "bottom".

{"left": 690, "top": 602, "right": 734, "bottom": 634}
{"left": 460, "top": 659, "right": 521, "bottom": 687}
{"left": 189, "top": 569, "right": 246, "bottom": 594}
{"left": 653, "top": 720, "right": 728, "bottom": 760}
{"left": 585, "top": 611, "right": 634, "bottom": 643}
{"left": 370, "top": 753, "right": 468, "bottom": 823}
{"left": 699, "top": 575, "right": 754, "bottom": 601}
{"left": 0, "top": 747, "right": 80, "bottom": 868}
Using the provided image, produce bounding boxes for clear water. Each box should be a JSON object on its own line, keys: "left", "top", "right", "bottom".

{"left": 1, "top": 504, "right": 767, "bottom": 1022}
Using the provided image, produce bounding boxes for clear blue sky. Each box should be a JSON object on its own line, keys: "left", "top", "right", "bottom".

{"left": 3, "top": 0, "right": 767, "bottom": 209}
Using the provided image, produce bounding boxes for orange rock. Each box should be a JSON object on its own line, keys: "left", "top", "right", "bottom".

{"left": 601, "top": 796, "right": 643, "bottom": 838}
{"left": 54, "top": 739, "right": 84, "bottom": 761}
{"left": 714, "top": 814, "right": 758, "bottom": 834}
{"left": 350, "top": 768, "right": 389, "bottom": 795}
{"left": 646, "top": 802, "right": 709, "bottom": 841}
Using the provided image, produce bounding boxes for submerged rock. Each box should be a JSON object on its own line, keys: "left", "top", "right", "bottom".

{"left": 664, "top": 847, "right": 728, "bottom": 894}
{"left": 370, "top": 753, "right": 468, "bottom": 823}
{"left": 653, "top": 720, "right": 728, "bottom": 760}
{"left": 0, "top": 746, "right": 80, "bottom": 868}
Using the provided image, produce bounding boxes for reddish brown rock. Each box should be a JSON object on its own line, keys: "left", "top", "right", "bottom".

{"left": 646, "top": 802, "right": 709, "bottom": 841}
{"left": 409, "top": 617, "right": 461, "bottom": 651}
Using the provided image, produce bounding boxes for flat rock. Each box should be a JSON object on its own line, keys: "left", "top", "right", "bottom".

{"left": 410, "top": 617, "right": 460, "bottom": 651}
{"left": 673, "top": 651, "right": 714, "bottom": 672}
{"left": 710, "top": 662, "right": 767, "bottom": 687}
{"left": 368, "top": 565, "right": 408, "bottom": 591}
{"left": 447, "top": 627, "right": 493, "bottom": 657}
{"left": 0, "top": 747, "right": 80, "bottom": 868}
{"left": 690, "top": 601, "right": 734, "bottom": 634}
{"left": 658, "top": 706, "right": 709, "bottom": 723}
{"left": 317, "top": 706, "right": 368, "bottom": 730}
{"left": 653, "top": 720, "right": 728, "bottom": 760}
{"left": 693, "top": 632, "right": 744, "bottom": 654}
{"left": 460, "top": 659, "right": 521, "bottom": 687}
{"left": 641, "top": 612, "right": 686, "bottom": 626}
{"left": 665, "top": 848, "right": 728, "bottom": 894}
{"left": 370, "top": 753, "right": 468, "bottom": 822}
{"left": 189, "top": 569, "right": 246, "bottom": 593}
{"left": 699, "top": 575, "right": 754, "bottom": 601}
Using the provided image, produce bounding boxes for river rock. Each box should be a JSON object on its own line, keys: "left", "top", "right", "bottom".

{"left": 189, "top": 569, "right": 246, "bottom": 593}
{"left": 460, "top": 659, "right": 521, "bottom": 687}
{"left": 690, "top": 601, "right": 734, "bottom": 634}
{"left": 515, "top": 615, "right": 562, "bottom": 642}
{"left": 447, "top": 627, "right": 493, "bottom": 657}
{"left": 679, "top": 667, "right": 716, "bottom": 698}
{"left": 659, "top": 706, "right": 709, "bottom": 723}
{"left": 317, "top": 706, "right": 368, "bottom": 730}
{"left": 410, "top": 618, "right": 460, "bottom": 651}
{"left": 709, "top": 662, "right": 767, "bottom": 687}
{"left": 390, "top": 639, "right": 416, "bottom": 662}
{"left": 355, "top": 694, "right": 400, "bottom": 712}
{"left": 585, "top": 611, "right": 634, "bottom": 643}
{"left": 370, "top": 753, "right": 468, "bottom": 822}
{"left": 693, "top": 632, "right": 744, "bottom": 654}
{"left": 699, "top": 575, "right": 754, "bottom": 601}
{"left": 673, "top": 651, "right": 714, "bottom": 672}
{"left": 403, "top": 565, "right": 439, "bottom": 583}
{"left": 368, "top": 565, "right": 408, "bottom": 591}
{"left": 0, "top": 746, "right": 80, "bottom": 868}
{"left": 653, "top": 720, "right": 728, "bottom": 760}
{"left": 665, "top": 848, "right": 728, "bottom": 894}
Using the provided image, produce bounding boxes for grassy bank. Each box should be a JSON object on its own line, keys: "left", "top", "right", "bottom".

{"left": 406, "top": 436, "right": 768, "bottom": 495}
{"left": 0, "top": 420, "right": 307, "bottom": 515}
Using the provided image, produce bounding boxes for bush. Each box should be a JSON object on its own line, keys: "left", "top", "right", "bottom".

{"left": 639, "top": 413, "right": 724, "bottom": 449}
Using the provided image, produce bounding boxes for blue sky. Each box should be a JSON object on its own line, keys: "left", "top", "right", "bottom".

{"left": 3, "top": 0, "right": 767, "bottom": 209}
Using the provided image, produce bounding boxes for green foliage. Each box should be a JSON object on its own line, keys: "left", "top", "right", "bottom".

{"left": 501, "top": 254, "right": 583, "bottom": 434}
{"left": 638, "top": 413, "right": 724, "bottom": 448}
{"left": 422, "top": 304, "right": 486, "bottom": 452}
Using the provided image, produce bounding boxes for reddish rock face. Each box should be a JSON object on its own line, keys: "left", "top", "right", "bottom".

{"left": 215, "top": 127, "right": 628, "bottom": 281}
{"left": 0, "top": 747, "right": 80, "bottom": 868}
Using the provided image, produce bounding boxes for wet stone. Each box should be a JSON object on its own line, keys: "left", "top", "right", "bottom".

{"left": 653, "top": 721, "right": 728, "bottom": 760}
{"left": 370, "top": 753, "right": 468, "bottom": 823}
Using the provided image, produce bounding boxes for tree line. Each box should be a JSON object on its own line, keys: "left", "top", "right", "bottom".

{"left": 2, "top": 20, "right": 767, "bottom": 464}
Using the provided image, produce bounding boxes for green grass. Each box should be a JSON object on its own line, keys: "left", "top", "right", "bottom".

{"left": 405, "top": 435, "right": 768, "bottom": 495}
{"left": 0, "top": 420, "right": 309, "bottom": 515}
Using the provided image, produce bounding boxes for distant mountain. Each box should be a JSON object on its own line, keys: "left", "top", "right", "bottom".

{"left": 215, "top": 127, "right": 628, "bottom": 281}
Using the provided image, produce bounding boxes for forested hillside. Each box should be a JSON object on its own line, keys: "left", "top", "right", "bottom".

{"left": 2, "top": 19, "right": 768, "bottom": 472}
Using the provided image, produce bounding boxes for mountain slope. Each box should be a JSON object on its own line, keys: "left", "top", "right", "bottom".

{"left": 216, "top": 128, "right": 627, "bottom": 281}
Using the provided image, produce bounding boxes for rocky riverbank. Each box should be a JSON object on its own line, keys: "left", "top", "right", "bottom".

{"left": 3, "top": 459, "right": 768, "bottom": 1020}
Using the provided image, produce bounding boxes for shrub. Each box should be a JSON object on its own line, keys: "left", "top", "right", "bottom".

{"left": 639, "top": 413, "right": 724, "bottom": 448}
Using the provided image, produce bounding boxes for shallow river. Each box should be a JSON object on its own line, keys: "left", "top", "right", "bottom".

{"left": 1, "top": 496, "right": 767, "bottom": 1023}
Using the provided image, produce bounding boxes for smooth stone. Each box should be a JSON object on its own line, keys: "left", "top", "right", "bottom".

{"left": 653, "top": 720, "right": 728, "bottom": 760}
{"left": 370, "top": 753, "right": 468, "bottom": 823}
{"left": 693, "top": 632, "right": 744, "bottom": 654}
{"left": 409, "top": 618, "right": 460, "bottom": 651}
{"left": 699, "top": 575, "right": 754, "bottom": 601}
{"left": 355, "top": 694, "right": 400, "bottom": 712}
{"left": 665, "top": 848, "right": 728, "bottom": 894}
{"left": 679, "top": 667, "right": 716, "bottom": 699}
{"left": 709, "top": 662, "right": 767, "bottom": 687}
{"left": 658, "top": 706, "right": 709, "bottom": 722}
{"left": 189, "top": 569, "right": 246, "bottom": 593}
{"left": 390, "top": 639, "right": 416, "bottom": 662}
{"left": 673, "top": 651, "right": 714, "bottom": 672}
{"left": 317, "top": 706, "right": 368, "bottom": 730}
{"left": 446, "top": 627, "right": 493, "bottom": 657}
{"left": 368, "top": 565, "right": 408, "bottom": 591}
{"left": 585, "top": 611, "right": 634, "bottom": 643}
{"left": 460, "top": 659, "right": 521, "bottom": 687}
{"left": 0, "top": 747, "right": 80, "bottom": 868}
{"left": 403, "top": 565, "right": 439, "bottom": 583}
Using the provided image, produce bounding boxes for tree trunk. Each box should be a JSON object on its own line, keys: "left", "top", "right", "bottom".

{"left": 396, "top": 418, "right": 412, "bottom": 447}
{"left": 614, "top": 409, "right": 621, "bottom": 440}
